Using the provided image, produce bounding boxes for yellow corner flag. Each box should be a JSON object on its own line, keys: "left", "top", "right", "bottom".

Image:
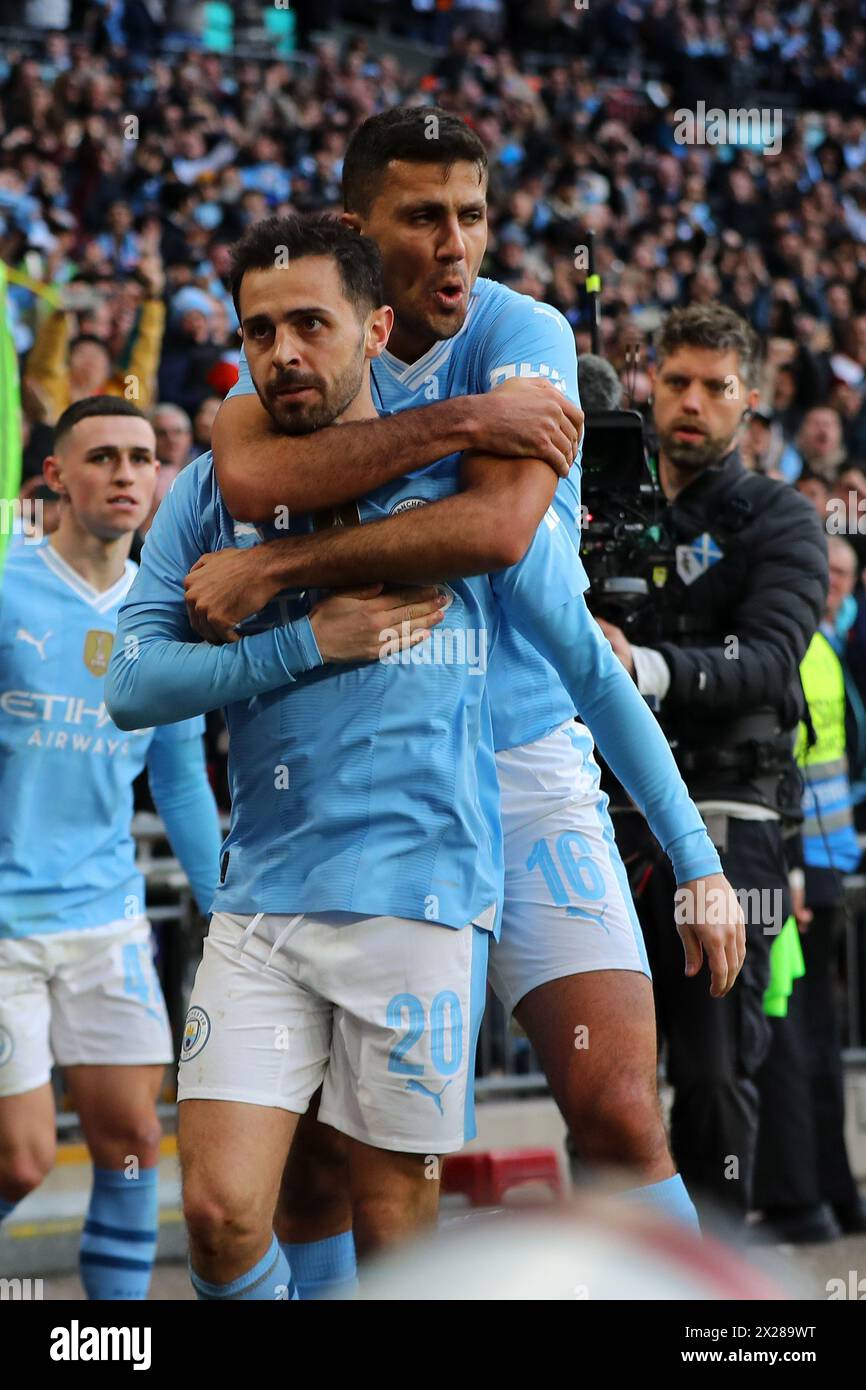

{"left": 0, "top": 261, "right": 22, "bottom": 581}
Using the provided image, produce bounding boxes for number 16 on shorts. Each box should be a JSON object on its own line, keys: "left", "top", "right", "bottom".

{"left": 529, "top": 831, "right": 610, "bottom": 930}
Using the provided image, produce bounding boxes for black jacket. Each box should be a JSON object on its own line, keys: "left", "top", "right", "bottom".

{"left": 647, "top": 450, "right": 829, "bottom": 815}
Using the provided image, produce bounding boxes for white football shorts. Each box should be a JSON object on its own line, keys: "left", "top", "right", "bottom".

{"left": 0, "top": 918, "right": 173, "bottom": 1098}
{"left": 176, "top": 910, "right": 490, "bottom": 1154}
{"left": 489, "top": 719, "right": 651, "bottom": 1017}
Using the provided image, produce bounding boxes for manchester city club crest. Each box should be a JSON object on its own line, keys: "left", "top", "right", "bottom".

{"left": 83, "top": 629, "right": 115, "bottom": 676}
{"left": 180, "top": 1006, "right": 211, "bottom": 1062}
{"left": 390, "top": 497, "right": 427, "bottom": 515}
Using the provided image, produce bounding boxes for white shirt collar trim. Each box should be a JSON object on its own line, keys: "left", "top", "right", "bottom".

{"left": 38, "top": 544, "right": 136, "bottom": 611}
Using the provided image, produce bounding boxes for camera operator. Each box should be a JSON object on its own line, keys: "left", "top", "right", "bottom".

{"left": 597, "top": 304, "right": 828, "bottom": 1225}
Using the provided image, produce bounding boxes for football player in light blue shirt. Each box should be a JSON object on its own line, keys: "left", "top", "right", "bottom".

{"left": 110, "top": 215, "right": 741, "bottom": 1297}
{"left": 0, "top": 398, "right": 221, "bottom": 1301}
{"left": 108, "top": 219, "right": 591, "bottom": 1298}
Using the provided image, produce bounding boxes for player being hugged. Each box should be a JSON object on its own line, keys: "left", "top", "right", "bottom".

{"left": 0, "top": 399, "right": 221, "bottom": 1300}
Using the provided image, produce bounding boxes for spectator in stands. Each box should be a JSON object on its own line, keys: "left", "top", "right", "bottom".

{"left": 152, "top": 402, "right": 194, "bottom": 473}
{"left": 770, "top": 362, "right": 805, "bottom": 438}
{"left": 740, "top": 409, "right": 782, "bottom": 476}
{"left": 796, "top": 407, "right": 849, "bottom": 482}
{"left": 94, "top": 201, "right": 140, "bottom": 274}
{"left": 193, "top": 396, "right": 222, "bottom": 454}
{"left": 140, "top": 402, "right": 194, "bottom": 535}
{"left": 157, "top": 288, "right": 222, "bottom": 417}
{"left": 23, "top": 260, "right": 166, "bottom": 419}
{"left": 96, "top": 0, "right": 164, "bottom": 60}
{"left": 795, "top": 469, "right": 834, "bottom": 524}
{"left": 829, "top": 365, "right": 866, "bottom": 460}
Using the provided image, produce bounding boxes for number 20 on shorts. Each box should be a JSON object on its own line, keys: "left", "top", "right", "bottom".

{"left": 386, "top": 991, "right": 463, "bottom": 1077}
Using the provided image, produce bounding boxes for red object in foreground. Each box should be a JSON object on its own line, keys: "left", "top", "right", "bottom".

{"left": 441, "top": 1148, "right": 562, "bottom": 1206}
{"left": 207, "top": 358, "right": 240, "bottom": 397}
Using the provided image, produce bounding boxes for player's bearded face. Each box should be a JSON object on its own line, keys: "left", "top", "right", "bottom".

{"left": 262, "top": 345, "right": 366, "bottom": 435}
{"left": 652, "top": 348, "right": 751, "bottom": 472}
{"left": 240, "top": 261, "right": 375, "bottom": 435}
{"left": 357, "top": 159, "right": 488, "bottom": 356}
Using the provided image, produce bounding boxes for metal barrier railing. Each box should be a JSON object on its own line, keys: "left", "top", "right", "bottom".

{"left": 94, "top": 815, "right": 864, "bottom": 1125}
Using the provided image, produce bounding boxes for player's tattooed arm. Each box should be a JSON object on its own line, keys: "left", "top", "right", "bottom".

{"left": 213, "top": 379, "right": 580, "bottom": 522}
{"left": 183, "top": 453, "right": 558, "bottom": 642}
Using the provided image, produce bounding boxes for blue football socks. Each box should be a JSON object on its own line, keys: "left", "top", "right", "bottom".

{"left": 191, "top": 1234, "right": 298, "bottom": 1301}
{"left": 620, "top": 1173, "right": 701, "bottom": 1233}
{"left": 282, "top": 1231, "right": 358, "bottom": 1299}
{"left": 79, "top": 1165, "right": 159, "bottom": 1300}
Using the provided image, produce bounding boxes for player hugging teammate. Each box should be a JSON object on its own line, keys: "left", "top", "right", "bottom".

{"left": 105, "top": 111, "right": 742, "bottom": 1305}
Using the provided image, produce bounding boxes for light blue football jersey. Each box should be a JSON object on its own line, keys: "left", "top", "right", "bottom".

{"left": 0, "top": 541, "right": 205, "bottom": 938}
{"left": 118, "top": 449, "right": 586, "bottom": 930}
{"left": 230, "top": 277, "right": 584, "bottom": 753}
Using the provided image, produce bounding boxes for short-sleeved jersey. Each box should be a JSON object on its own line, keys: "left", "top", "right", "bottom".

{"left": 121, "top": 450, "right": 585, "bottom": 931}
{"left": 0, "top": 541, "right": 205, "bottom": 938}
{"left": 230, "top": 277, "right": 585, "bottom": 753}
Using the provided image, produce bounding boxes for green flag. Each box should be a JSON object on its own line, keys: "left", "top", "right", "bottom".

{"left": 0, "top": 261, "right": 22, "bottom": 581}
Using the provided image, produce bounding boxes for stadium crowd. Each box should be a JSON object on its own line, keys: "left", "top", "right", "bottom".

{"left": 2, "top": 2, "right": 866, "bottom": 496}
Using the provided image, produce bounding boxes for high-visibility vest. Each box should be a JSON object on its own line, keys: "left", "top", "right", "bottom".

{"left": 796, "top": 631, "right": 861, "bottom": 872}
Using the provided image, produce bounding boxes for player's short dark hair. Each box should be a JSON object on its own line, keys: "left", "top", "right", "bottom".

{"left": 343, "top": 106, "right": 488, "bottom": 216}
{"left": 655, "top": 304, "right": 761, "bottom": 390}
{"left": 68, "top": 333, "right": 111, "bottom": 358}
{"left": 54, "top": 396, "right": 151, "bottom": 450}
{"left": 229, "top": 213, "right": 383, "bottom": 320}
